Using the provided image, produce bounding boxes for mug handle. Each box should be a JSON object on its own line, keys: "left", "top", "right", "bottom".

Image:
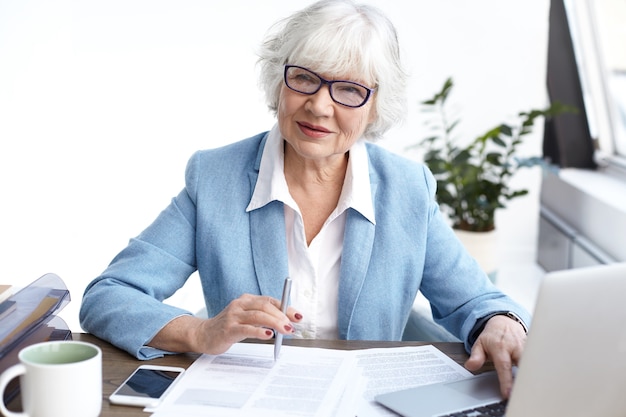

{"left": 0, "top": 363, "right": 29, "bottom": 417}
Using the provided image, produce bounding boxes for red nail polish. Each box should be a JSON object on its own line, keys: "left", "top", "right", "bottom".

{"left": 284, "top": 324, "right": 293, "bottom": 332}
{"left": 295, "top": 313, "right": 303, "bottom": 320}
{"left": 265, "top": 329, "right": 274, "bottom": 337}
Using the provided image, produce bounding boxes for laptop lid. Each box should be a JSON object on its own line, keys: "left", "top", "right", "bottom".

{"left": 376, "top": 262, "right": 626, "bottom": 417}
{"left": 506, "top": 262, "right": 626, "bottom": 416}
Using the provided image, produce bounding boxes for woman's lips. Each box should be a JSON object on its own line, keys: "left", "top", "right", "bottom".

{"left": 297, "top": 122, "right": 331, "bottom": 138}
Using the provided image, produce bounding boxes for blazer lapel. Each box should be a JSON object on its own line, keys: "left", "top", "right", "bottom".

{"left": 249, "top": 199, "right": 290, "bottom": 299}
{"left": 247, "top": 135, "right": 290, "bottom": 301}
{"left": 337, "top": 181, "right": 378, "bottom": 339}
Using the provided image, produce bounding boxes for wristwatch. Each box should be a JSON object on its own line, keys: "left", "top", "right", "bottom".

{"left": 502, "top": 311, "right": 528, "bottom": 334}
{"left": 469, "top": 311, "right": 528, "bottom": 346}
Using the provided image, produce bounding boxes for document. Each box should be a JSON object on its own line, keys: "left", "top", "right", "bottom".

{"left": 351, "top": 346, "right": 473, "bottom": 417}
{"left": 149, "top": 343, "right": 472, "bottom": 417}
{"left": 150, "top": 342, "right": 357, "bottom": 417}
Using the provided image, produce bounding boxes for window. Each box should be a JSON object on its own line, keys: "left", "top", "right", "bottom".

{"left": 565, "top": 0, "right": 626, "bottom": 168}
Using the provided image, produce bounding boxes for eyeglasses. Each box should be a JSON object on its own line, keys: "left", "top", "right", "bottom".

{"left": 283, "top": 65, "right": 376, "bottom": 108}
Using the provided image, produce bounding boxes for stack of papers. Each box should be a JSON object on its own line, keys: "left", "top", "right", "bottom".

{"left": 149, "top": 343, "right": 472, "bottom": 417}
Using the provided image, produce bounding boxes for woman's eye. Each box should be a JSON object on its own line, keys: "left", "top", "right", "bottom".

{"left": 336, "top": 84, "right": 366, "bottom": 98}
{"left": 294, "top": 73, "right": 316, "bottom": 84}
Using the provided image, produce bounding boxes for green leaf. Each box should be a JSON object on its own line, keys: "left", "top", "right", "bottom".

{"left": 499, "top": 124, "right": 513, "bottom": 136}
{"left": 491, "top": 136, "right": 506, "bottom": 147}
{"left": 485, "top": 152, "right": 502, "bottom": 165}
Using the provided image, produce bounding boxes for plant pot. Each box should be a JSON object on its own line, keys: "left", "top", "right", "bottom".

{"left": 454, "top": 229, "right": 498, "bottom": 282}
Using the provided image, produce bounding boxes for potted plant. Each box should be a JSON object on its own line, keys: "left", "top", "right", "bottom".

{"left": 409, "top": 77, "right": 571, "bottom": 276}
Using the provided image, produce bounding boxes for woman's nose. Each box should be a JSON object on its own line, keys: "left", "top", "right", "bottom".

{"left": 305, "top": 85, "right": 335, "bottom": 115}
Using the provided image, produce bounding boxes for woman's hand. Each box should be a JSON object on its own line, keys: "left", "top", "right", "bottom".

{"left": 464, "top": 315, "right": 527, "bottom": 399}
{"left": 148, "top": 294, "right": 303, "bottom": 355}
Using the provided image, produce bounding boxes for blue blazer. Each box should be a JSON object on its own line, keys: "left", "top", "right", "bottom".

{"left": 79, "top": 132, "right": 530, "bottom": 359}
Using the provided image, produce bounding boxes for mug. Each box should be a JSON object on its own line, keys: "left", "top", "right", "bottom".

{"left": 0, "top": 340, "right": 102, "bottom": 417}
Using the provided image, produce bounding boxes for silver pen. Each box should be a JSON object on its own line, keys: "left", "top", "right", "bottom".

{"left": 274, "top": 277, "right": 292, "bottom": 361}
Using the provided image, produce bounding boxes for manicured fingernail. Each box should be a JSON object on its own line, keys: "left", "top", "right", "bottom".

{"left": 284, "top": 324, "right": 294, "bottom": 333}
{"left": 265, "top": 329, "right": 274, "bottom": 337}
{"left": 294, "top": 313, "right": 303, "bottom": 320}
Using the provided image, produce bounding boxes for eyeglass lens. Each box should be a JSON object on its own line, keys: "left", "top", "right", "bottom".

{"left": 284, "top": 66, "right": 371, "bottom": 108}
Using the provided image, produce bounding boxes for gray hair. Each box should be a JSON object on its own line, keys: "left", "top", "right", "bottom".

{"left": 257, "top": 0, "right": 408, "bottom": 140}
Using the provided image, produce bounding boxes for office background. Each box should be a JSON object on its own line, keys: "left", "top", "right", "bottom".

{"left": 0, "top": 0, "right": 550, "bottom": 332}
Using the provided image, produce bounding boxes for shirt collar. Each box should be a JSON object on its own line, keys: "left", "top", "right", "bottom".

{"left": 246, "top": 124, "right": 376, "bottom": 225}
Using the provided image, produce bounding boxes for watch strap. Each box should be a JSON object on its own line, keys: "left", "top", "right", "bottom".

{"left": 469, "top": 311, "right": 528, "bottom": 346}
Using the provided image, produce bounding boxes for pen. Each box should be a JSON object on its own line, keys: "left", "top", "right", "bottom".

{"left": 274, "top": 277, "right": 292, "bottom": 361}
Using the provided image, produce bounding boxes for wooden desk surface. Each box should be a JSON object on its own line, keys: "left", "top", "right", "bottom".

{"left": 8, "top": 333, "right": 475, "bottom": 417}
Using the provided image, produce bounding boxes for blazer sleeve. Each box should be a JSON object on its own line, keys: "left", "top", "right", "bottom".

{"left": 417, "top": 165, "right": 531, "bottom": 352}
{"left": 79, "top": 155, "right": 202, "bottom": 359}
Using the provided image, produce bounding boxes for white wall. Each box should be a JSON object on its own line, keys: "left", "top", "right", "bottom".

{"left": 0, "top": 0, "right": 550, "bottom": 331}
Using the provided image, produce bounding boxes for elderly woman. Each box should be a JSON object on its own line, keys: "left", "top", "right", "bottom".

{"left": 80, "top": 0, "right": 529, "bottom": 398}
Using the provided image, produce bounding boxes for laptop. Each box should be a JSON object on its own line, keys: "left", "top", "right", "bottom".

{"left": 376, "top": 262, "right": 626, "bottom": 417}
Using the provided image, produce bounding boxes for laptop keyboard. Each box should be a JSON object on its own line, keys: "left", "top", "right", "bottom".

{"left": 439, "top": 400, "right": 507, "bottom": 416}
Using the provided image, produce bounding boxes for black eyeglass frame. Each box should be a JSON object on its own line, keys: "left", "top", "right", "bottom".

{"left": 283, "top": 65, "right": 376, "bottom": 108}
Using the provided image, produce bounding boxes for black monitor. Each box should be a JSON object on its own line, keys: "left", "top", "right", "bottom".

{"left": 543, "top": 0, "right": 597, "bottom": 169}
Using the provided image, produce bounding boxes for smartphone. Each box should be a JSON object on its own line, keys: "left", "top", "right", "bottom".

{"left": 109, "top": 364, "right": 185, "bottom": 408}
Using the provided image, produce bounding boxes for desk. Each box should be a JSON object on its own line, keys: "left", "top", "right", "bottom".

{"left": 8, "top": 333, "right": 477, "bottom": 417}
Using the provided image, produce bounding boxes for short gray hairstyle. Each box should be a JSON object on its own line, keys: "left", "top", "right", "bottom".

{"left": 257, "top": 0, "right": 408, "bottom": 140}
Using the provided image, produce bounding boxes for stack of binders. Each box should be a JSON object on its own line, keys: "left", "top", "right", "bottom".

{"left": 0, "top": 273, "right": 71, "bottom": 403}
